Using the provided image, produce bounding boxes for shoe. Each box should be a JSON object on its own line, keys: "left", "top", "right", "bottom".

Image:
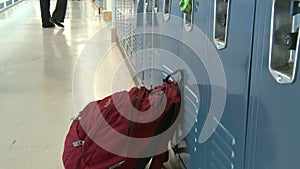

{"left": 49, "top": 17, "right": 64, "bottom": 28}
{"left": 42, "top": 22, "right": 55, "bottom": 28}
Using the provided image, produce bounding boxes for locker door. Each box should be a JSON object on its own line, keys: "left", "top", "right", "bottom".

{"left": 205, "top": 0, "right": 256, "bottom": 168}
{"left": 142, "top": 0, "right": 154, "bottom": 87}
{"left": 151, "top": 0, "right": 183, "bottom": 86}
{"left": 246, "top": 0, "right": 300, "bottom": 168}
{"left": 134, "top": 0, "right": 153, "bottom": 87}
{"left": 153, "top": 0, "right": 163, "bottom": 85}
{"left": 177, "top": 0, "right": 210, "bottom": 168}
{"left": 179, "top": 0, "right": 256, "bottom": 168}
{"left": 135, "top": 0, "right": 146, "bottom": 84}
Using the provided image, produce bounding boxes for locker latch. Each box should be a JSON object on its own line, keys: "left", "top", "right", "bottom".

{"left": 154, "top": 0, "right": 159, "bottom": 13}
{"left": 144, "top": 0, "right": 149, "bottom": 13}
{"left": 213, "top": 0, "right": 231, "bottom": 49}
{"left": 269, "top": 0, "right": 300, "bottom": 84}
{"left": 163, "top": 0, "right": 171, "bottom": 20}
{"left": 181, "top": 0, "right": 194, "bottom": 32}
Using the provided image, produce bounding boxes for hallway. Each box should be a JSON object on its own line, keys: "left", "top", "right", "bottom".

{"left": 0, "top": 0, "right": 133, "bottom": 168}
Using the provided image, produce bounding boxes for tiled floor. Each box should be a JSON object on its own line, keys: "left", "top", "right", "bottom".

{"left": 0, "top": 0, "right": 134, "bottom": 168}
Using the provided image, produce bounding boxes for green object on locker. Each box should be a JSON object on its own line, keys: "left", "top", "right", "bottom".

{"left": 179, "top": 0, "right": 192, "bottom": 13}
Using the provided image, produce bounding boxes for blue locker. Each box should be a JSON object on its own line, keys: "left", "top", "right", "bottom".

{"left": 134, "top": 0, "right": 146, "bottom": 84}
{"left": 122, "top": 0, "right": 135, "bottom": 66}
{"left": 116, "top": 0, "right": 300, "bottom": 168}
{"left": 151, "top": 0, "right": 183, "bottom": 86}
{"left": 178, "top": 0, "right": 256, "bottom": 168}
{"left": 0, "top": 3, "right": 4, "bottom": 10}
{"left": 177, "top": 0, "right": 211, "bottom": 168}
{"left": 137, "top": 0, "right": 154, "bottom": 88}
{"left": 203, "top": 0, "right": 256, "bottom": 168}
{"left": 6, "top": 0, "right": 12, "bottom": 6}
{"left": 245, "top": 0, "right": 300, "bottom": 168}
{"left": 134, "top": 0, "right": 154, "bottom": 87}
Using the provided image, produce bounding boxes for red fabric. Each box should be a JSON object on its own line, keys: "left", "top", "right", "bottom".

{"left": 62, "top": 81, "right": 181, "bottom": 169}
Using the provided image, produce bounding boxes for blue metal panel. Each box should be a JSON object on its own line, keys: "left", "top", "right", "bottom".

{"left": 245, "top": 0, "right": 300, "bottom": 168}
{"left": 0, "top": 3, "right": 4, "bottom": 10}
{"left": 178, "top": 1, "right": 211, "bottom": 168}
{"left": 138, "top": 0, "right": 153, "bottom": 88}
{"left": 5, "top": 0, "right": 12, "bottom": 6}
{"left": 134, "top": 0, "right": 144, "bottom": 80}
{"left": 178, "top": 0, "right": 256, "bottom": 168}
{"left": 151, "top": 0, "right": 183, "bottom": 86}
{"left": 204, "top": 0, "right": 256, "bottom": 168}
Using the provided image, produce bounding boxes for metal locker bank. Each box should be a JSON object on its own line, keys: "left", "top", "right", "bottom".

{"left": 115, "top": 0, "right": 300, "bottom": 168}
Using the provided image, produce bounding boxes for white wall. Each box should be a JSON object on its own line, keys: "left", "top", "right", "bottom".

{"left": 106, "top": 0, "right": 112, "bottom": 10}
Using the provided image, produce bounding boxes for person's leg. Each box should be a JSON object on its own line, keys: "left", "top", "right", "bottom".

{"left": 39, "top": 0, "right": 54, "bottom": 27}
{"left": 52, "top": 0, "right": 68, "bottom": 22}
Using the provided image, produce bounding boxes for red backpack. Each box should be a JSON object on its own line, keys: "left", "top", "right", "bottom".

{"left": 62, "top": 76, "right": 181, "bottom": 169}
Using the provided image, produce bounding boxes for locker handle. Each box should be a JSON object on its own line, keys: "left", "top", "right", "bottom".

{"left": 269, "top": 0, "right": 300, "bottom": 84}
{"left": 163, "top": 0, "right": 171, "bottom": 20}
{"left": 213, "top": 0, "right": 231, "bottom": 49}
{"left": 154, "top": 0, "right": 159, "bottom": 13}
{"left": 144, "top": 0, "right": 149, "bottom": 13}
{"left": 183, "top": 0, "right": 194, "bottom": 32}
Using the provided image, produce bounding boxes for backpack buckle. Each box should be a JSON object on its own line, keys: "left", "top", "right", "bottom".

{"left": 70, "top": 116, "right": 81, "bottom": 121}
{"left": 73, "top": 140, "right": 85, "bottom": 147}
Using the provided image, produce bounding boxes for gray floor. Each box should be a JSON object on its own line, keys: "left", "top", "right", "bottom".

{"left": 0, "top": 0, "right": 135, "bottom": 168}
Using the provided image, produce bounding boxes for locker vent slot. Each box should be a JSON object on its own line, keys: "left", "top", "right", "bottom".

{"left": 210, "top": 120, "right": 235, "bottom": 169}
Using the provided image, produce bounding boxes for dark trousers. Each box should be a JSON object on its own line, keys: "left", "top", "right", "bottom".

{"left": 40, "top": 0, "right": 67, "bottom": 23}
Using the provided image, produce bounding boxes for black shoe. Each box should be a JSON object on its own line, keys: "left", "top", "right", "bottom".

{"left": 42, "top": 22, "right": 55, "bottom": 28}
{"left": 49, "top": 18, "right": 64, "bottom": 28}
